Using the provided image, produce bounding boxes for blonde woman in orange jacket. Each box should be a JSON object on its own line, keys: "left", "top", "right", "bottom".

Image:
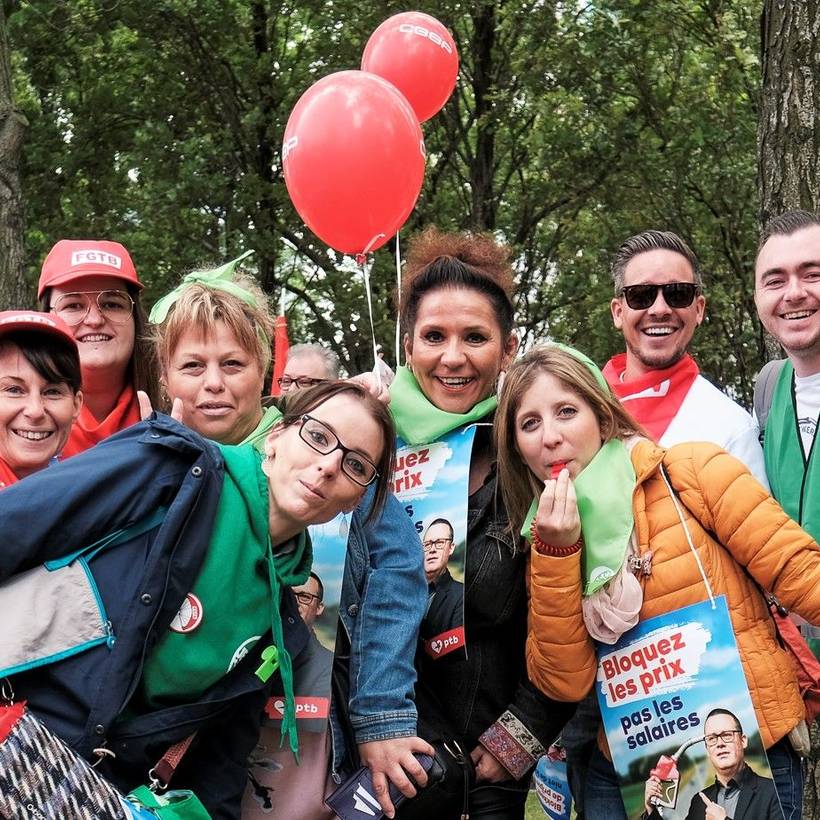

{"left": 494, "top": 343, "right": 820, "bottom": 820}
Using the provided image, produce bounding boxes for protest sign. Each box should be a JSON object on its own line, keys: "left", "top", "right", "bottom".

{"left": 596, "top": 597, "right": 782, "bottom": 819}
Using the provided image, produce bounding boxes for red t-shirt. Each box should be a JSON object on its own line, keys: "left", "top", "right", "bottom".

{"left": 62, "top": 384, "right": 140, "bottom": 458}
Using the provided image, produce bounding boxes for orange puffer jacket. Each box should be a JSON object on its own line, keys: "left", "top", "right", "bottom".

{"left": 527, "top": 438, "right": 820, "bottom": 749}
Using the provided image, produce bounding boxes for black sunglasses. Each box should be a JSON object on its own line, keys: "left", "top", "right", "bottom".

{"left": 619, "top": 282, "right": 700, "bottom": 310}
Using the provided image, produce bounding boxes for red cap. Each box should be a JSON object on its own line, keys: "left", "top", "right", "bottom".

{"left": 38, "top": 240, "right": 143, "bottom": 298}
{"left": 0, "top": 311, "right": 78, "bottom": 351}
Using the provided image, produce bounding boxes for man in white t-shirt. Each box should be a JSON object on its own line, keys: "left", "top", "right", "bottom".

{"left": 754, "top": 211, "right": 820, "bottom": 546}
{"left": 601, "top": 229, "right": 767, "bottom": 484}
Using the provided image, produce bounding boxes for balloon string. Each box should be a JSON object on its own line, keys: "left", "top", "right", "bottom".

{"left": 395, "top": 230, "right": 402, "bottom": 366}
{"left": 360, "top": 254, "right": 382, "bottom": 393}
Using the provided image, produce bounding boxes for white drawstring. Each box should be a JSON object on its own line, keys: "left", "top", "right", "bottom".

{"left": 395, "top": 230, "right": 402, "bottom": 366}
{"left": 659, "top": 464, "right": 716, "bottom": 609}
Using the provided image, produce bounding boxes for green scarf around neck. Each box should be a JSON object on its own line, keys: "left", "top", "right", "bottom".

{"left": 220, "top": 444, "right": 311, "bottom": 760}
{"left": 389, "top": 366, "right": 498, "bottom": 445}
{"left": 520, "top": 344, "right": 636, "bottom": 596}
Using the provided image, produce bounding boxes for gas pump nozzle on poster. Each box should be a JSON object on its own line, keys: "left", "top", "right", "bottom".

{"left": 648, "top": 734, "right": 705, "bottom": 812}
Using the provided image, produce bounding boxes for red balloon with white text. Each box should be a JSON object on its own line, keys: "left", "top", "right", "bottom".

{"left": 361, "top": 12, "right": 459, "bottom": 123}
{"left": 282, "top": 70, "right": 425, "bottom": 256}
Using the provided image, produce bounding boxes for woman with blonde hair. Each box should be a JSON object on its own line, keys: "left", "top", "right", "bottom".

{"left": 495, "top": 343, "right": 820, "bottom": 820}
{"left": 150, "top": 252, "right": 278, "bottom": 449}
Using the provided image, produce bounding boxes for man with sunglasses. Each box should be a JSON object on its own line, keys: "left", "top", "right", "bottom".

{"left": 602, "top": 229, "right": 766, "bottom": 483}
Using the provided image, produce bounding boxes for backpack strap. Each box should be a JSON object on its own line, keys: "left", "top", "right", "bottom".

{"left": 44, "top": 506, "right": 169, "bottom": 570}
{"left": 753, "top": 358, "right": 786, "bottom": 441}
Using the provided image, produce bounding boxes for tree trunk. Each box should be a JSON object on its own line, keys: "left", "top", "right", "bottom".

{"left": 757, "top": 0, "right": 820, "bottom": 225}
{"left": 0, "top": 0, "right": 27, "bottom": 309}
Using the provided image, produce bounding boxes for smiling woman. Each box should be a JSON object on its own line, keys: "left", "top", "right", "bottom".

{"left": 38, "top": 239, "right": 160, "bottom": 456}
{"left": 0, "top": 311, "right": 82, "bottom": 488}
{"left": 152, "top": 256, "right": 275, "bottom": 447}
{"left": 387, "top": 228, "right": 576, "bottom": 820}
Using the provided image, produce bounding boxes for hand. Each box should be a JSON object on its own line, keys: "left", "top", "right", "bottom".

{"left": 644, "top": 775, "right": 662, "bottom": 813}
{"left": 137, "top": 390, "right": 183, "bottom": 423}
{"left": 470, "top": 744, "right": 510, "bottom": 784}
{"left": 357, "top": 736, "right": 435, "bottom": 818}
{"left": 533, "top": 468, "right": 581, "bottom": 548}
{"left": 348, "top": 372, "right": 390, "bottom": 405}
{"left": 699, "top": 792, "right": 728, "bottom": 820}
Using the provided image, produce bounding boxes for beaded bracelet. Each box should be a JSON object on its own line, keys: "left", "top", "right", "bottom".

{"left": 530, "top": 522, "right": 583, "bottom": 557}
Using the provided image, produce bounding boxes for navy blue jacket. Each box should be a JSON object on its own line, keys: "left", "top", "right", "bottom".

{"left": 0, "top": 415, "right": 310, "bottom": 819}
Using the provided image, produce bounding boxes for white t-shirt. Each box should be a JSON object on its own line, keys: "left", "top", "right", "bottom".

{"left": 794, "top": 371, "right": 820, "bottom": 458}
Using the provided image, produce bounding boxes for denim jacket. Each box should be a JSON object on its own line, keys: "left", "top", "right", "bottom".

{"left": 330, "top": 485, "right": 427, "bottom": 778}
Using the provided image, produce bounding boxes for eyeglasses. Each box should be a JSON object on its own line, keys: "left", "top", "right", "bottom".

{"left": 51, "top": 290, "right": 135, "bottom": 326}
{"left": 278, "top": 376, "right": 326, "bottom": 389}
{"left": 422, "top": 538, "right": 453, "bottom": 553}
{"left": 704, "top": 730, "right": 742, "bottom": 746}
{"left": 294, "top": 591, "right": 321, "bottom": 606}
{"left": 619, "top": 282, "right": 700, "bottom": 311}
{"left": 298, "top": 414, "right": 379, "bottom": 486}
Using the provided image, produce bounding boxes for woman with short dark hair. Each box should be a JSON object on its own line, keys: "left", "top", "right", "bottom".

{"left": 0, "top": 310, "right": 82, "bottom": 487}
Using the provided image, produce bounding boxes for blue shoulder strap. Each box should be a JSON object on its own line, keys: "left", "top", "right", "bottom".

{"left": 44, "top": 506, "right": 169, "bottom": 570}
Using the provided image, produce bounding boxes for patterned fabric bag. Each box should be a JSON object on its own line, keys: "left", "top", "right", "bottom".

{"left": 0, "top": 700, "right": 127, "bottom": 819}
{"left": 0, "top": 696, "right": 210, "bottom": 820}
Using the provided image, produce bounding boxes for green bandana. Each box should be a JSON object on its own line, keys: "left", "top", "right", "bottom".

{"left": 149, "top": 250, "right": 258, "bottom": 324}
{"left": 520, "top": 344, "right": 636, "bottom": 596}
{"left": 389, "top": 366, "right": 498, "bottom": 445}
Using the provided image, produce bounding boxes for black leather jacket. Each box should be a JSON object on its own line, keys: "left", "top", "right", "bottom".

{"left": 414, "top": 430, "right": 576, "bottom": 788}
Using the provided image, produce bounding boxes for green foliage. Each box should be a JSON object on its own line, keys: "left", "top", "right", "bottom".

{"left": 8, "top": 0, "right": 764, "bottom": 398}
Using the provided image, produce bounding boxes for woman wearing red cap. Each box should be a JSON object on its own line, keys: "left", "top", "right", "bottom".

{"left": 38, "top": 239, "right": 159, "bottom": 456}
{"left": 0, "top": 310, "right": 82, "bottom": 487}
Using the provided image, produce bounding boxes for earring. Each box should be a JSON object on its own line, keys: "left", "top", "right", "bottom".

{"left": 261, "top": 454, "right": 274, "bottom": 478}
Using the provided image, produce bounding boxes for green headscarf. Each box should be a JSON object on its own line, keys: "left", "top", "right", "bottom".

{"left": 149, "top": 250, "right": 260, "bottom": 324}
{"left": 389, "top": 365, "right": 497, "bottom": 445}
{"left": 520, "top": 344, "right": 636, "bottom": 596}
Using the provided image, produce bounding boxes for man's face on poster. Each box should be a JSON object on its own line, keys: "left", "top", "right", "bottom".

{"left": 422, "top": 520, "right": 455, "bottom": 583}
{"left": 703, "top": 713, "right": 747, "bottom": 777}
{"left": 293, "top": 575, "right": 325, "bottom": 627}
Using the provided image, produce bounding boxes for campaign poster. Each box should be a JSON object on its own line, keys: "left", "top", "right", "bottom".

{"left": 596, "top": 597, "right": 783, "bottom": 820}
{"left": 393, "top": 425, "right": 478, "bottom": 662}
{"left": 242, "top": 515, "right": 350, "bottom": 816}
{"left": 533, "top": 747, "right": 573, "bottom": 820}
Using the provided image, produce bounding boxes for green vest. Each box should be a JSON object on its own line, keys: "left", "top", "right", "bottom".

{"left": 764, "top": 360, "right": 820, "bottom": 541}
{"left": 140, "top": 443, "right": 310, "bottom": 708}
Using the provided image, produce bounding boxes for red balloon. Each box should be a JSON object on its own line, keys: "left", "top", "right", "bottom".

{"left": 282, "top": 71, "right": 425, "bottom": 256}
{"left": 362, "top": 12, "right": 459, "bottom": 123}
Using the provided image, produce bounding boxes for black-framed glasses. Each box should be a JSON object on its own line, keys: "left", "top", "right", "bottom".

{"left": 294, "top": 591, "right": 321, "bottom": 606}
{"left": 619, "top": 282, "right": 699, "bottom": 311}
{"left": 51, "top": 289, "right": 135, "bottom": 326}
{"left": 704, "top": 730, "right": 742, "bottom": 746}
{"left": 278, "top": 376, "right": 326, "bottom": 389}
{"left": 298, "top": 414, "right": 379, "bottom": 486}
{"left": 422, "top": 538, "right": 452, "bottom": 553}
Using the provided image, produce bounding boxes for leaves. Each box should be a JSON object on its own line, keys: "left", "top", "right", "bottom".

{"left": 7, "top": 0, "right": 765, "bottom": 398}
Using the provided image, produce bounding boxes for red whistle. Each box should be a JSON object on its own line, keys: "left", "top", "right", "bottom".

{"left": 550, "top": 462, "right": 566, "bottom": 480}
